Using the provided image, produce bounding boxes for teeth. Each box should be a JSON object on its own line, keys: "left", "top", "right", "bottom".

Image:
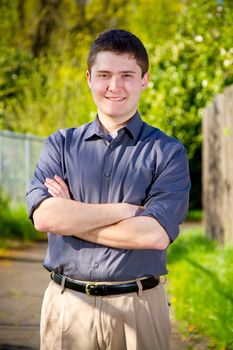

{"left": 106, "top": 97, "right": 125, "bottom": 101}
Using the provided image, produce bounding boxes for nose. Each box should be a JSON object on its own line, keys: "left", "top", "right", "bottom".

{"left": 107, "top": 76, "right": 123, "bottom": 92}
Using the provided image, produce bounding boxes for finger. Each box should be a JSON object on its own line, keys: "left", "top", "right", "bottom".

{"left": 45, "top": 178, "right": 64, "bottom": 192}
{"left": 54, "top": 175, "right": 65, "bottom": 184}
{"left": 44, "top": 179, "right": 70, "bottom": 199}
{"left": 46, "top": 184, "right": 63, "bottom": 196}
{"left": 48, "top": 185, "right": 68, "bottom": 198}
{"left": 45, "top": 177, "right": 58, "bottom": 185}
{"left": 47, "top": 188, "right": 60, "bottom": 198}
{"left": 44, "top": 176, "right": 70, "bottom": 199}
{"left": 44, "top": 181, "right": 65, "bottom": 196}
{"left": 54, "top": 175, "right": 70, "bottom": 197}
{"left": 54, "top": 175, "right": 68, "bottom": 191}
{"left": 54, "top": 175, "right": 69, "bottom": 192}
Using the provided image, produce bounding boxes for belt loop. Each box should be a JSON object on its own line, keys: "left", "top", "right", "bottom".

{"left": 160, "top": 276, "right": 166, "bottom": 285}
{"left": 136, "top": 278, "right": 143, "bottom": 297}
{"left": 60, "top": 275, "right": 67, "bottom": 294}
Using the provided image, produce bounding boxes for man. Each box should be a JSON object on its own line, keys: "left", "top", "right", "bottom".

{"left": 27, "top": 29, "right": 190, "bottom": 350}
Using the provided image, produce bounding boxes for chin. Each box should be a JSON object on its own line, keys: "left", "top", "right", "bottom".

{"left": 103, "top": 110, "right": 125, "bottom": 118}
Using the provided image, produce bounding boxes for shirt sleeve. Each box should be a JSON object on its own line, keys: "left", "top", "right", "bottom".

{"left": 26, "top": 131, "right": 64, "bottom": 221}
{"left": 138, "top": 141, "right": 191, "bottom": 242}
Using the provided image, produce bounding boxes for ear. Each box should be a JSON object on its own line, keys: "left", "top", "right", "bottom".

{"left": 142, "top": 72, "right": 149, "bottom": 90}
{"left": 86, "top": 70, "right": 91, "bottom": 88}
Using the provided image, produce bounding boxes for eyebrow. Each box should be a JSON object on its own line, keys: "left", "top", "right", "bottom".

{"left": 96, "top": 70, "right": 136, "bottom": 74}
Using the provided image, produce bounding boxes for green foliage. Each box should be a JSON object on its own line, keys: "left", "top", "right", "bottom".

{"left": 0, "top": 188, "right": 40, "bottom": 243}
{"left": 167, "top": 228, "right": 233, "bottom": 349}
{"left": 1, "top": 52, "right": 95, "bottom": 135}
{"left": 139, "top": 0, "right": 233, "bottom": 208}
{"left": 142, "top": 0, "right": 233, "bottom": 148}
{"left": 0, "top": 0, "right": 131, "bottom": 134}
{"left": 0, "top": 0, "right": 233, "bottom": 208}
{"left": 126, "top": 0, "right": 183, "bottom": 46}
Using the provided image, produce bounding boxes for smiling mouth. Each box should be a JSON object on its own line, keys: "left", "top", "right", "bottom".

{"left": 105, "top": 97, "right": 126, "bottom": 101}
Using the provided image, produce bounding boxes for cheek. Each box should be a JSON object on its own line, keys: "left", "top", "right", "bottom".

{"left": 91, "top": 81, "right": 107, "bottom": 95}
{"left": 128, "top": 86, "right": 142, "bottom": 101}
{"left": 126, "top": 81, "right": 143, "bottom": 94}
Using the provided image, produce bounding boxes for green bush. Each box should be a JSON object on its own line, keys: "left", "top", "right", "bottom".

{"left": 0, "top": 52, "right": 95, "bottom": 135}
{"left": 167, "top": 228, "right": 233, "bottom": 349}
{"left": 0, "top": 188, "right": 40, "bottom": 245}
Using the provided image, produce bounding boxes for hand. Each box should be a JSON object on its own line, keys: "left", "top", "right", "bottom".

{"left": 44, "top": 175, "right": 71, "bottom": 199}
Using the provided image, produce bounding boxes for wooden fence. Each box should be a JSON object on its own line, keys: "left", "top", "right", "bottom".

{"left": 203, "top": 85, "right": 233, "bottom": 245}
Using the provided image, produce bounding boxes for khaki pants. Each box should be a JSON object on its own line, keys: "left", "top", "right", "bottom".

{"left": 40, "top": 280, "right": 171, "bottom": 350}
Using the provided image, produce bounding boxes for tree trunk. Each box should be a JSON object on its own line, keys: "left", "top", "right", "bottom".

{"left": 32, "top": 0, "right": 62, "bottom": 56}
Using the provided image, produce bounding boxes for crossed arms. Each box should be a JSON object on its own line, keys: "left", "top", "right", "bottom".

{"left": 33, "top": 175, "right": 170, "bottom": 250}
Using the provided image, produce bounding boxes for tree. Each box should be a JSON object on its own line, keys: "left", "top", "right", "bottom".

{"left": 139, "top": 0, "right": 233, "bottom": 208}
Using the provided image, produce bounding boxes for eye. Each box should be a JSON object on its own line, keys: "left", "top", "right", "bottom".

{"left": 122, "top": 73, "right": 133, "bottom": 78}
{"left": 97, "top": 73, "right": 111, "bottom": 79}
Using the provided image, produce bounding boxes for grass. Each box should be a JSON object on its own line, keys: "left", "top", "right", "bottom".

{"left": 186, "top": 209, "right": 203, "bottom": 222}
{"left": 167, "top": 227, "right": 233, "bottom": 350}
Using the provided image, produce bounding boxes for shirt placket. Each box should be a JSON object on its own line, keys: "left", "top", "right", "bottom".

{"left": 91, "top": 140, "right": 117, "bottom": 280}
{"left": 101, "top": 141, "right": 115, "bottom": 203}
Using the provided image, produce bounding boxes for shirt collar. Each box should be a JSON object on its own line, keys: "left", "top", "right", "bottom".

{"left": 84, "top": 111, "right": 143, "bottom": 141}
{"left": 84, "top": 116, "right": 105, "bottom": 141}
{"left": 124, "top": 111, "right": 143, "bottom": 140}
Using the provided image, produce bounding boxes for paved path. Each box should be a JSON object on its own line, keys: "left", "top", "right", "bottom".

{"left": 0, "top": 238, "right": 205, "bottom": 350}
{"left": 0, "top": 242, "right": 48, "bottom": 349}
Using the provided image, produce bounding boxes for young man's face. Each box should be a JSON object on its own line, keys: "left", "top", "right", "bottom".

{"left": 86, "top": 51, "right": 149, "bottom": 124}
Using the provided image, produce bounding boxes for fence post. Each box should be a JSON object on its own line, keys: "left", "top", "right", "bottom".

{"left": 25, "top": 137, "right": 31, "bottom": 193}
{"left": 203, "top": 85, "right": 233, "bottom": 245}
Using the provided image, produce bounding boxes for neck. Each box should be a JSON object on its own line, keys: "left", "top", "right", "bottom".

{"left": 97, "top": 112, "right": 136, "bottom": 133}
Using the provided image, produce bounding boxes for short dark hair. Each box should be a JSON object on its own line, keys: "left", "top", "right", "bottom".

{"left": 87, "top": 29, "right": 149, "bottom": 76}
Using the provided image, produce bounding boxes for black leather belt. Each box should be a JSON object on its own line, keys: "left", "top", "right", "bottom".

{"left": 51, "top": 272, "right": 160, "bottom": 296}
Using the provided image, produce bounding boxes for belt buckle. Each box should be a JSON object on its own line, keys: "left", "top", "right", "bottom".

{"left": 85, "top": 282, "right": 97, "bottom": 295}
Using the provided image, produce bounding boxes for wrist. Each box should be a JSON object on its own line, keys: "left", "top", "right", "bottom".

{"left": 122, "top": 203, "right": 141, "bottom": 219}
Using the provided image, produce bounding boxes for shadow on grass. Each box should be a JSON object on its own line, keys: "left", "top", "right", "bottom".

{"left": 185, "top": 257, "right": 233, "bottom": 304}
{"left": 168, "top": 231, "right": 233, "bottom": 305}
{"left": 168, "top": 231, "right": 216, "bottom": 264}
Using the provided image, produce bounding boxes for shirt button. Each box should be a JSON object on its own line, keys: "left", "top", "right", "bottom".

{"left": 104, "top": 172, "right": 110, "bottom": 177}
{"left": 94, "top": 263, "right": 99, "bottom": 268}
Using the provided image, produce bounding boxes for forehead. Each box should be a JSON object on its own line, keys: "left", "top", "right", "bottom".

{"left": 92, "top": 51, "right": 141, "bottom": 73}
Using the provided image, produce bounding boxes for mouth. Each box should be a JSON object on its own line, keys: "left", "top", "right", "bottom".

{"left": 105, "top": 96, "right": 126, "bottom": 101}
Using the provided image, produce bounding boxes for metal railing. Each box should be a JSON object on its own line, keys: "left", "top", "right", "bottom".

{"left": 0, "top": 130, "right": 45, "bottom": 203}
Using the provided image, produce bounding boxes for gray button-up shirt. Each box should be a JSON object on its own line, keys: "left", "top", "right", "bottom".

{"left": 26, "top": 112, "right": 190, "bottom": 281}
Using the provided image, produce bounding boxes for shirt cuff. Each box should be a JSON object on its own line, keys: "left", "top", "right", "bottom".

{"left": 27, "top": 189, "right": 51, "bottom": 222}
